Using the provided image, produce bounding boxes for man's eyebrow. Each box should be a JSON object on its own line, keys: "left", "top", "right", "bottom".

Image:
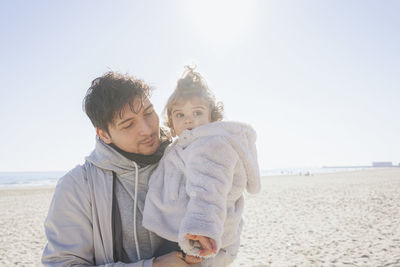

{"left": 116, "top": 104, "right": 154, "bottom": 127}
{"left": 144, "top": 104, "right": 154, "bottom": 111}
{"left": 117, "top": 118, "right": 134, "bottom": 127}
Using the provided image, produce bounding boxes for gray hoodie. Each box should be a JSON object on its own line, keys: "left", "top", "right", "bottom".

{"left": 42, "top": 137, "right": 165, "bottom": 267}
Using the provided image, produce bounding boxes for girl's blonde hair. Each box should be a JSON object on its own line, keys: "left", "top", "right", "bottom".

{"left": 163, "top": 66, "right": 224, "bottom": 132}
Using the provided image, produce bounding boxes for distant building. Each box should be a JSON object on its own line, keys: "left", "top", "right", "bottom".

{"left": 372, "top": 162, "right": 393, "bottom": 167}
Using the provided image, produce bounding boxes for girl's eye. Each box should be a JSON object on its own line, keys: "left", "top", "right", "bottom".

{"left": 176, "top": 113, "right": 184, "bottom": 118}
{"left": 194, "top": 111, "right": 203, "bottom": 116}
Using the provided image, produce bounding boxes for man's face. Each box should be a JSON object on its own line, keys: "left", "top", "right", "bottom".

{"left": 97, "top": 97, "right": 160, "bottom": 155}
{"left": 170, "top": 96, "right": 211, "bottom": 136}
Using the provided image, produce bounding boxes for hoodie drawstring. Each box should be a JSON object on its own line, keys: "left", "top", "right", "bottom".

{"left": 132, "top": 161, "right": 141, "bottom": 260}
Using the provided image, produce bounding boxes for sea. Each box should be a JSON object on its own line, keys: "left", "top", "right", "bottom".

{"left": 0, "top": 167, "right": 374, "bottom": 188}
{"left": 0, "top": 171, "right": 66, "bottom": 188}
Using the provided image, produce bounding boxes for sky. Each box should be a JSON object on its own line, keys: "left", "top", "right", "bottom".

{"left": 1, "top": 0, "right": 399, "bottom": 172}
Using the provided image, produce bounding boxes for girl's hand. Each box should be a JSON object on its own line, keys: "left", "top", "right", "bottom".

{"left": 185, "top": 234, "right": 217, "bottom": 257}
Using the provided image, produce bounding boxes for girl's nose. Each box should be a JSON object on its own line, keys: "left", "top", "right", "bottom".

{"left": 184, "top": 116, "right": 193, "bottom": 124}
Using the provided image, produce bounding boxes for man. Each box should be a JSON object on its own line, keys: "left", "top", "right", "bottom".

{"left": 42, "top": 72, "right": 200, "bottom": 266}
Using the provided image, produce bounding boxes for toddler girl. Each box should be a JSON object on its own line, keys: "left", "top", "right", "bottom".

{"left": 143, "top": 66, "right": 261, "bottom": 266}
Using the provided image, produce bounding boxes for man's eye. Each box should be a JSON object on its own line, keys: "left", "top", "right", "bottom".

{"left": 145, "top": 110, "right": 154, "bottom": 116}
{"left": 124, "top": 123, "right": 133, "bottom": 129}
{"left": 176, "top": 113, "right": 184, "bottom": 118}
{"left": 194, "top": 111, "right": 203, "bottom": 116}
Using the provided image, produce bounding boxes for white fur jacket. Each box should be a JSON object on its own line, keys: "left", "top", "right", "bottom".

{"left": 142, "top": 121, "right": 261, "bottom": 259}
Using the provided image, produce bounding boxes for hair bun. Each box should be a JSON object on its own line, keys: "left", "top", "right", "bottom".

{"left": 177, "top": 65, "right": 206, "bottom": 92}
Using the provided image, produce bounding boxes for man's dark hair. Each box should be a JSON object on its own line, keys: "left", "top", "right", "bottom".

{"left": 83, "top": 71, "right": 151, "bottom": 132}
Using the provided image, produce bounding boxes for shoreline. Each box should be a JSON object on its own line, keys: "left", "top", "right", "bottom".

{"left": 2, "top": 167, "right": 398, "bottom": 189}
{"left": 0, "top": 185, "right": 56, "bottom": 191}
{"left": 262, "top": 166, "right": 399, "bottom": 178}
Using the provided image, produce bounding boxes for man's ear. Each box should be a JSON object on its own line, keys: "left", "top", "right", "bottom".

{"left": 96, "top": 128, "right": 112, "bottom": 144}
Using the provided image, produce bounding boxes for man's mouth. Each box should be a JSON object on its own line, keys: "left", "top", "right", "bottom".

{"left": 140, "top": 136, "right": 155, "bottom": 146}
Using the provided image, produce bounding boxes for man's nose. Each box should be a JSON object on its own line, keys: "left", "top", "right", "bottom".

{"left": 138, "top": 119, "right": 152, "bottom": 135}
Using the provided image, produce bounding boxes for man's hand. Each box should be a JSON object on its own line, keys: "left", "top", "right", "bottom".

{"left": 153, "top": 251, "right": 200, "bottom": 267}
{"left": 181, "top": 252, "right": 203, "bottom": 264}
{"left": 186, "top": 234, "right": 217, "bottom": 257}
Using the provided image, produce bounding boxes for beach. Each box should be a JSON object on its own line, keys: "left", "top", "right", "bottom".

{"left": 0, "top": 187, "right": 54, "bottom": 266}
{"left": 233, "top": 168, "right": 400, "bottom": 267}
{"left": 1, "top": 168, "right": 399, "bottom": 266}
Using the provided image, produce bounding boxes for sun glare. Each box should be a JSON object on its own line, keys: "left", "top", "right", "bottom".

{"left": 184, "top": 0, "right": 255, "bottom": 46}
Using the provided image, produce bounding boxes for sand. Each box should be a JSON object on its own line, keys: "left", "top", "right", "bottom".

{"left": 233, "top": 168, "right": 400, "bottom": 267}
{"left": 0, "top": 187, "right": 54, "bottom": 266}
{"left": 0, "top": 168, "right": 399, "bottom": 266}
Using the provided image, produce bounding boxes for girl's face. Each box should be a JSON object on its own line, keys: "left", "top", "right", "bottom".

{"left": 170, "top": 96, "right": 211, "bottom": 136}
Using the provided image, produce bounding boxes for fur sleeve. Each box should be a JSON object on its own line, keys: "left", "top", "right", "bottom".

{"left": 178, "top": 136, "right": 238, "bottom": 256}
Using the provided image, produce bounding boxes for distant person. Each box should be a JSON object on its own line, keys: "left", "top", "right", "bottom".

{"left": 42, "top": 72, "right": 199, "bottom": 266}
{"left": 142, "top": 66, "right": 261, "bottom": 266}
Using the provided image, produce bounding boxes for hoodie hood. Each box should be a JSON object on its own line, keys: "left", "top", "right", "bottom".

{"left": 177, "top": 121, "right": 261, "bottom": 194}
{"left": 86, "top": 136, "right": 139, "bottom": 174}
